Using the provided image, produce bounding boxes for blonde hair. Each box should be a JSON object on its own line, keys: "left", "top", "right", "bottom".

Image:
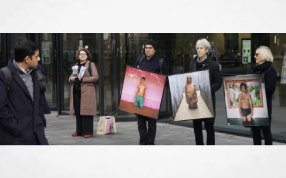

{"left": 256, "top": 46, "right": 273, "bottom": 62}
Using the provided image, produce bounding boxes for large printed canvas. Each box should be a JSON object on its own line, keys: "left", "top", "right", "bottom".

{"left": 119, "top": 66, "right": 166, "bottom": 119}
{"left": 222, "top": 74, "right": 269, "bottom": 126}
{"left": 168, "top": 70, "right": 214, "bottom": 121}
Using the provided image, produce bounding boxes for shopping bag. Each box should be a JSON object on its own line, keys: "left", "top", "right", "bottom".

{"left": 96, "top": 116, "right": 116, "bottom": 135}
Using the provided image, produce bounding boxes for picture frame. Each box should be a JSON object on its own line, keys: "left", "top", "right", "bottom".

{"left": 168, "top": 70, "right": 214, "bottom": 121}
{"left": 118, "top": 66, "right": 167, "bottom": 119}
{"left": 222, "top": 74, "right": 269, "bottom": 126}
{"left": 224, "top": 78, "right": 264, "bottom": 109}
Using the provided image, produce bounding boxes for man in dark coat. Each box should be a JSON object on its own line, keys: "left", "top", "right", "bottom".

{"left": 135, "top": 39, "right": 169, "bottom": 145}
{"left": 0, "top": 40, "right": 49, "bottom": 145}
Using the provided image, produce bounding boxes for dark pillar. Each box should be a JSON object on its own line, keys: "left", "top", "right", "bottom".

{"left": 115, "top": 33, "right": 121, "bottom": 104}
{"left": 56, "top": 33, "right": 64, "bottom": 115}
{"left": 125, "top": 33, "right": 130, "bottom": 65}
{"left": 6, "top": 34, "right": 11, "bottom": 65}
{"left": 111, "top": 34, "right": 115, "bottom": 112}
{"left": 98, "top": 33, "right": 104, "bottom": 116}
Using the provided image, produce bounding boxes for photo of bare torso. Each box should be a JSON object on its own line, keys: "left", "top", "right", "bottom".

{"left": 238, "top": 83, "right": 253, "bottom": 122}
{"left": 239, "top": 92, "right": 251, "bottom": 109}
{"left": 137, "top": 84, "right": 146, "bottom": 97}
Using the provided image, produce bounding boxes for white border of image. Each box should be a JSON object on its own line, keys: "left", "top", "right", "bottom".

{"left": 1, "top": 0, "right": 286, "bottom": 177}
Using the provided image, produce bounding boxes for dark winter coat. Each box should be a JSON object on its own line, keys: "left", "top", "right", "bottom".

{"left": 135, "top": 54, "right": 169, "bottom": 85}
{"left": 250, "top": 61, "right": 277, "bottom": 127}
{"left": 135, "top": 54, "right": 168, "bottom": 74}
{"left": 0, "top": 59, "right": 49, "bottom": 145}
{"left": 189, "top": 54, "right": 222, "bottom": 123}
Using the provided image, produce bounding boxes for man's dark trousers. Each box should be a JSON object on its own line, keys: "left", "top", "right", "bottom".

{"left": 137, "top": 114, "right": 157, "bottom": 145}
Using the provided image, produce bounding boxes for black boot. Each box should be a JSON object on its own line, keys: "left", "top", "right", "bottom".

{"left": 242, "top": 121, "right": 246, "bottom": 126}
{"left": 251, "top": 119, "right": 255, "bottom": 125}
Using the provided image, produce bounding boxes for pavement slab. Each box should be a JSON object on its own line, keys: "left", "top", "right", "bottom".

{"left": 44, "top": 112, "right": 284, "bottom": 145}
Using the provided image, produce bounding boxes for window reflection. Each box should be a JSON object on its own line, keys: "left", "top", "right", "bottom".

{"left": 40, "top": 34, "right": 57, "bottom": 109}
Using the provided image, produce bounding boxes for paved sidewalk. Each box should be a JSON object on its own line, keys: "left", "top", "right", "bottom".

{"left": 44, "top": 112, "right": 284, "bottom": 145}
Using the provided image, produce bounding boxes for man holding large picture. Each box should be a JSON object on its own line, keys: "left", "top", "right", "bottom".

{"left": 134, "top": 39, "right": 169, "bottom": 145}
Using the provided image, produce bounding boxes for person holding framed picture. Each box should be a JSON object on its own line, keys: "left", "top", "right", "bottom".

{"left": 189, "top": 38, "right": 222, "bottom": 145}
{"left": 250, "top": 46, "right": 277, "bottom": 145}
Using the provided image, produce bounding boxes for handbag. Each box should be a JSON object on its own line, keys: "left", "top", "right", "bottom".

{"left": 96, "top": 116, "right": 116, "bottom": 135}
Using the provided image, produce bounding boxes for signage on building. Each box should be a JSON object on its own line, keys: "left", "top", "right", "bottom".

{"left": 242, "top": 39, "right": 251, "bottom": 64}
{"left": 41, "top": 41, "right": 51, "bottom": 64}
{"left": 78, "top": 40, "right": 83, "bottom": 50}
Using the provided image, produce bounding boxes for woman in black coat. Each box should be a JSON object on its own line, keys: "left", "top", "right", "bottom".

{"left": 189, "top": 38, "right": 222, "bottom": 145}
{"left": 250, "top": 46, "right": 277, "bottom": 145}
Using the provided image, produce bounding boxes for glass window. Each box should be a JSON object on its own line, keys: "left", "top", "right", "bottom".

{"left": 10, "top": 33, "right": 28, "bottom": 58}
{"left": 102, "top": 33, "right": 112, "bottom": 114}
{"left": 40, "top": 33, "right": 57, "bottom": 109}
{"left": 269, "top": 33, "right": 286, "bottom": 139}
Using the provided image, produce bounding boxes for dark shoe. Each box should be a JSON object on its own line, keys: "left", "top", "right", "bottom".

{"left": 251, "top": 119, "right": 255, "bottom": 125}
{"left": 84, "top": 134, "right": 93, "bottom": 138}
{"left": 72, "top": 132, "right": 82, "bottom": 137}
{"left": 242, "top": 121, "right": 246, "bottom": 126}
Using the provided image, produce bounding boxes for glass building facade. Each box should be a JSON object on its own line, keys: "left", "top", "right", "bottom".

{"left": 1, "top": 33, "right": 286, "bottom": 141}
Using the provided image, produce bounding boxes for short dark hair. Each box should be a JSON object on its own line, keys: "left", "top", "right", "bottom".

{"left": 14, "top": 40, "right": 39, "bottom": 62}
{"left": 141, "top": 77, "right": 146, "bottom": 80}
{"left": 240, "top": 83, "right": 247, "bottom": 91}
{"left": 76, "top": 48, "right": 92, "bottom": 61}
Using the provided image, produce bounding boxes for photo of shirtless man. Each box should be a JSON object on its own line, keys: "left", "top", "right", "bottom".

{"left": 238, "top": 83, "right": 253, "bottom": 122}
{"left": 133, "top": 77, "right": 147, "bottom": 108}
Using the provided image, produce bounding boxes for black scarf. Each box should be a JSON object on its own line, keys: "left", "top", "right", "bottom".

{"left": 251, "top": 61, "right": 272, "bottom": 74}
{"left": 196, "top": 59, "right": 207, "bottom": 71}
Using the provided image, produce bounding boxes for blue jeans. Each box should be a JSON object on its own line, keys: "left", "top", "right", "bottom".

{"left": 133, "top": 94, "right": 144, "bottom": 108}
